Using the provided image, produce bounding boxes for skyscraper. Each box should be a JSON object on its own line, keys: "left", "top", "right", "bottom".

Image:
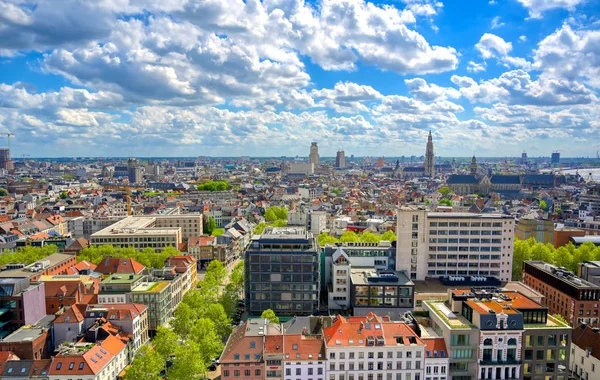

{"left": 0, "top": 148, "right": 12, "bottom": 170}
{"left": 335, "top": 150, "right": 346, "bottom": 168}
{"left": 424, "top": 131, "right": 434, "bottom": 177}
{"left": 309, "top": 142, "right": 319, "bottom": 167}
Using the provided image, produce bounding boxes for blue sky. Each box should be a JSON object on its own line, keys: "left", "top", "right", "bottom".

{"left": 0, "top": 0, "right": 598, "bottom": 157}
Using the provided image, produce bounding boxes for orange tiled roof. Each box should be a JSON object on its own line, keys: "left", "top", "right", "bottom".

{"left": 55, "top": 304, "right": 87, "bottom": 323}
{"left": 95, "top": 258, "right": 145, "bottom": 275}
{"left": 283, "top": 334, "right": 324, "bottom": 361}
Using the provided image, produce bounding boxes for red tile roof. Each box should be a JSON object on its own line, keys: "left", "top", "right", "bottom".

{"left": 0, "top": 352, "right": 19, "bottom": 374}
{"left": 283, "top": 334, "right": 325, "bottom": 361}
{"left": 55, "top": 304, "right": 87, "bottom": 324}
{"left": 67, "top": 259, "right": 97, "bottom": 274}
{"left": 95, "top": 258, "right": 145, "bottom": 275}
{"left": 423, "top": 337, "right": 448, "bottom": 359}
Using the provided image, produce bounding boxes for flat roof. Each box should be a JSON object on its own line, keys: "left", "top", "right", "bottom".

{"left": 0, "top": 253, "right": 74, "bottom": 278}
{"left": 350, "top": 268, "right": 413, "bottom": 286}
{"left": 132, "top": 281, "right": 169, "bottom": 293}
{"left": 428, "top": 212, "right": 512, "bottom": 219}
{"left": 526, "top": 261, "right": 599, "bottom": 289}
{"left": 93, "top": 227, "right": 180, "bottom": 237}
{"left": 101, "top": 274, "right": 144, "bottom": 285}
{"left": 3, "top": 327, "right": 45, "bottom": 342}
{"left": 93, "top": 216, "right": 155, "bottom": 234}
{"left": 424, "top": 301, "right": 476, "bottom": 330}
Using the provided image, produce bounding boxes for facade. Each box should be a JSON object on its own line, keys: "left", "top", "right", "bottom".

{"left": 323, "top": 313, "right": 427, "bottom": 380}
{"left": 90, "top": 216, "right": 181, "bottom": 250}
{"left": 335, "top": 150, "right": 346, "bottom": 169}
{"left": 220, "top": 319, "right": 270, "bottom": 380}
{"left": 129, "top": 281, "right": 170, "bottom": 332}
{"left": 570, "top": 324, "right": 600, "bottom": 380}
{"left": 515, "top": 217, "right": 555, "bottom": 245}
{"left": 245, "top": 227, "right": 320, "bottom": 316}
{"left": 289, "top": 163, "right": 314, "bottom": 175}
{"left": 424, "top": 131, "right": 435, "bottom": 178}
{"left": 523, "top": 261, "right": 600, "bottom": 328}
{"left": 350, "top": 268, "right": 414, "bottom": 317}
{"left": 309, "top": 142, "right": 320, "bottom": 168}
{"left": 98, "top": 274, "right": 145, "bottom": 304}
{"left": 84, "top": 304, "right": 149, "bottom": 351}
{"left": 0, "top": 253, "right": 77, "bottom": 282}
{"left": 310, "top": 211, "right": 327, "bottom": 235}
{"left": 422, "top": 337, "right": 449, "bottom": 380}
{"left": 0, "top": 278, "right": 46, "bottom": 338}
{"left": 0, "top": 148, "right": 12, "bottom": 170}
{"left": 424, "top": 287, "right": 571, "bottom": 380}
{"left": 579, "top": 261, "right": 600, "bottom": 287}
{"left": 396, "top": 207, "right": 515, "bottom": 282}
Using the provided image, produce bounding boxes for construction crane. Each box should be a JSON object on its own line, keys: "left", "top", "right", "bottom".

{"left": 21, "top": 154, "right": 30, "bottom": 160}
{"left": 101, "top": 183, "right": 146, "bottom": 215}
{"left": 4, "top": 132, "right": 14, "bottom": 149}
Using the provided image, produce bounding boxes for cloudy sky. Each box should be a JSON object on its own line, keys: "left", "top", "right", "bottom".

{"left": 0, "top": 0, "right": 598, "bottom": 158}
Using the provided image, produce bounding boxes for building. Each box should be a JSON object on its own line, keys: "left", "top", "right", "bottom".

{"left": 396, "top": 207, "right": 515, "bottom": 282}
{"left": 349, "top": 268, "right": 414, "bottom": 317}
{"left": 0, "top": 323, "right": 51, "bottom": 360}
{"left": 554, "top": 227, "right": 586, "bottom": 248}
{"left": 83, "top": 304, "right": 149, "bottom": 351}
{"left": 424, "top": 287, "right": 571, "bottom": 380}
{"left": 129, "top": 281, "right": 170, "bottom": 332}
{"left": 515, "top": 217, "right": 555, "bottom": 245}
{"left": 282, "top": 333, "right": 326, "bottom": 380}
{"left": 0, "top": 253, "right": 77, "bottom": 282}
{"left": 309, "top": 142, "right": 320, "bottom": 168}
{"left": 1, "top": 358, "right": 51, "bottom": 379}
{"left": 579, "top": 261, "right": 600, "bottom": 287}
{"left": 424, "top": 131, "right": 435, "bottom": 178}
{"left": 0, "top": 148, "right": 12, "bottom": 171}
{"left": 90, "top": 217, "right": 181, "bottom": 251}
{"left": 245, "top": 227, "right": 320, "bottom": 316}
{"left": 98, "top": 274, "right": 145, "bottom": 304}
{"left": 289, "top": 163, "right": 314, "bottom": 175}
{"left": 127, "top": 157, "right": 143, "bottom": 184}
{"left": 323, "top": 312, "right": 427, "bottom": 380}
{"left": 422, "top": 337, "right": 449, "bottom": 380}
{"left": 95, "top": 257, "right": 145, "bottom": 276}
{"left": 570, "top": 324, "right": 600, "bottom": 380}
{"left": 551, "top": 152, "right": 560, "bottom": 165}
{"left": 220, "top": 319, "right": 270, "bottom": 380}
{"left": 310, "top": 211, "right": 327, "bottom": 235}
{"left": 335, "top": 150, "right": 346, "bottom": 169}
{"left": 0, "top": 278, "right": 46, "bottom": 338}
{"left": 523, "top": 261, "right": 600, "bottom": 328}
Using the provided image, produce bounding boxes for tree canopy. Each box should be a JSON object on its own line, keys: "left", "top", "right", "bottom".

{"left": 512, "top": 238, "right": 600, "bottom": 280}
{"left": 261, "top": 309, "right": 280, "bottom": 324}
{"left": 123, "top": 345, "right": 163, "bottom": 380}
{"left": 0, "top": 245, "right": 58, "bottom": 267}
{"left": 0, "top": 188, "right": 8, "bottom": 196}
{"left": 77, "top": 245, "right": 181, "bottom": 269}
{"left": 317, "top": 230, "right": 397, "bottom": 246}
{"left": 438, "top": 186, "right": 453, "bottom": 196}
{"left": 196, "top": 180, "right": 232, "bottom": 191}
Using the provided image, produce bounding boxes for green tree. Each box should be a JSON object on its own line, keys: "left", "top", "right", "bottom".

{"left": 261, "top": 309, "right": 280, "bottom": 324}
{"left": 152, "top": 326, "right": 179, "bottom": 361}
{"left": 207, "top": 217, "right": 217, "bottom": 234}
{"left": 254, "top": 222, "right": 268, "bottom": 234}
{"left": 189, "top": 318, "right": 224, "bottom": 365}
{"left": 205, "top": 260, "right": 227, "bottom": 288}
{"left": 438, "top": 186, "right": 453, "bottom": 196}
{"left": 168, "top": 341, "right": 209, "bottom": 380}
{"left": 204, "top": 303, "right": 232, "bottom": 337}
{"left": 439, "top": 199, "right": 452, "bottom": 206}
{"left": 274, "top": 207, "right": 288, "bottom": 221}
{"left": 540, "top": 200, "right": 548, "bottom": 210}
{"left": 264, "top": 208, "right": 277, "bottom": 222}
{"left": 219, "top": 283, "right": 239, "bottom": 318}
{"left": 124, "top": 345, "right": 164, "bottom": 380}
{"left": 380, "top": 230, "right": 397, "bottom": 242}
{"left": 171, "top": 303, "right": 196, "bottom": 339}
{"left": 359, "top": 232, "right": 380, "bottom": 243}
{"left": 60, "top": 191, "right": 68, "bottom": 199}
{"left": 211, "top": 228, "right": 225, "bottom": 236}
{"left": 271, "top": 219, "right": 288, "bottom": 227}
{"left": 339, "top": 231, "right": 359, "bottom": 243}
{"left": 230, "top": 261, "right": 244, "bottom": 289}
{"left": 318, "top": 232, "right": 339, "bottom": 246}
{"left": 0, "top": 188, "right": 7, "bottom": 196}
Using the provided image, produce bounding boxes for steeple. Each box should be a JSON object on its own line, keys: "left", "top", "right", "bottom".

{"left": 470, "top": 154, "right": 477, "bottom": 176}
{"left": 424, "top": 130, "right": 435, "bottom": 178}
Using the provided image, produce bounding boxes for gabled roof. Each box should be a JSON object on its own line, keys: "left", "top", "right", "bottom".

{"left": 95, "top": 258, "right": 145, "bottom": 275}
{"left": 572, "top": 325, "right": 600, "bottom": 361}
{"left": 55, "top": 304, "right": 87, "bottom": 324}
{"left": 447, "top": 175, "right": 478, "bottom": 185}
{"left": 490, "top": 175, "right": 521, "bottom": 185}
{"left": 2, "top": 359, "right": 51, "bottom": 378}
{"left": 0, "top": 352, "right": 20, "bottom": 374}
{"left": 67, "top": 259, "right": 97, "bottom": 274}
{"left": 283, "top": 334, "right": 325, "bottom": 361}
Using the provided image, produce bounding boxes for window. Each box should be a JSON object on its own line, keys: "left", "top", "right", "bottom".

{"left": 250, "top": 342, "right": 256, "bottom": 348}
{"left": 224, "top": 370, "right": 230, "bottom": 377}
{"left": 255, "top": 369, "right": 261, "bottom": 376}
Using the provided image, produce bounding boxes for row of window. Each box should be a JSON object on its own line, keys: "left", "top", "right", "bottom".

{"left": 429, "top": 222, "right": 505, "bottom": 227}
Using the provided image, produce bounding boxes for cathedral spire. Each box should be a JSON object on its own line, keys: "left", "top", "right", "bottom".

{"left": 470, "top": 154, "right": 478, "bottom": 176}
{"left": 424, "top": 130, "right": 435, "bottom": 178}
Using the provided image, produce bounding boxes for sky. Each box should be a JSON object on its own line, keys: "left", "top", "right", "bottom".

{"left": 0, "top": 0, "right": 599, "bottom": 158}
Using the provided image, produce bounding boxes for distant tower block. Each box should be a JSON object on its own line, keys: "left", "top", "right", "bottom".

{"left": 377, "top": 157, "right": 384, "bottom": 167}
{"left": 551, "top": 152, "right": 560, "bottom": 164}
{"left": 470, "top": 155, "right": 478, "bottom": 176}
{"left": 521, "top": 151, "right": 528, "bottom": 165}
{"left": 335, "top": 150, "right": 346, "bottom": 169}
{"left": 309, "top": 142, "right": 320, "bottom": 167}
{"left": 0, "top": 148, "right": 12, "bottom": 170}
{"left": 424, "top": 131, "right": 435, "bottom": 177}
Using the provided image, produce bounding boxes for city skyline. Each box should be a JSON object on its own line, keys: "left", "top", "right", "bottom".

{"left": 0, "top": 0, "right": 598, "bottom": 157}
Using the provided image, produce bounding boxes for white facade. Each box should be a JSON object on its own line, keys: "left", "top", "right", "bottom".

{"left": 311, "top": 211, "right": 327, "bottom": 235}
{"left": 283, "top": 361, "right": 325, "bottom": 380}
{"left": 478, "top": 331, "right": 523, "bottom": 380}
{"left": 289, "top": 163, "right": 314, "bottom": 175}
{"left": 288, "top": 209, "right": 307, "bottom": 226}
{"left": 570, "top": 338, "right": 600, "bottom": 380}
{"left": 328, "top": 250, "right": 351, "bottom": 310}
{"left": 396, "top": 207, "right": 515, "bottom": 282}
{"left": 424, "top": 355, "right": 449, "bottom": 380}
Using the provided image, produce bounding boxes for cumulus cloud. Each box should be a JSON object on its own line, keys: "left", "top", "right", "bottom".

{"left": 491, "top": 16, "right": 505, "bottom": 29}
{"left": 312, "top": 82, "right": 382, "bottom": 113}
{"left": 467, "top": 61, "right": 487, "bottom": 72}
{"left": 475, "top": 33, "right": 531, "bottom": 69}
{"left": 516, "top": 0, "right": 586, "bottom": 18}
{"left": 404, "top": 78, "right": 461, "bottom": 101}
{"left": 533, "top": 24, "right": 600, "bottom": 87}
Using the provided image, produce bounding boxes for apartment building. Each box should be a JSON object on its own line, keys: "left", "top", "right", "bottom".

{"left": 424, "top": 287, "right": 571, "bottom": 380}
{"left": 245, "top": 227, "right": 320, "bottom": 316}
{"left": 570, "top": 324, "right": 600, "bottom": 380}
{"left": 523, "top": 261, "right": 600, "bottom": 328}
{"left": 98, "top": 274, "right": 145, "bottom": 304}
{"left": 323, "top": 313, "right": 427, "bottom": 380}
{"left": 84, "top": 304, "right": 149, "bottom": 351}
{"left": 129, "top": 281, "right": 171, "bottom": 332}
{"left": 396, "top": 207, "right": 515, "bottom": 282}
{"left": 221, "top": 319, "right": 270, "bottom": 380}
{"left": 152, "top": 214, "right": 202, "bottom": 240}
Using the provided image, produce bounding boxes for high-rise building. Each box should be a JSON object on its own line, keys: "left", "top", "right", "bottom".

{"left": 521, "top": 151, "right": 528, "bottom": 164}
{"left": 309, "top": 142, "right": 320, "bottom": 167}
{"left": 396, "top": 207, "right": 515, "bottom": 282}
{"left": 0, "top": 148, "right": 13, "bottom": 170}
{"left": 127, "top": 157, "right": 143, "bottom": 183}
{"left": 551, "top": 152, "right": 560, "bottom": 164}
{"left": 424, "top": 131, "right": 435, "bottom": 177}
{"left": 245, "top": 227, "right": 320, "bottom": 316}
{"left": 335, "top": 150, "right": 346, "bottom": 168}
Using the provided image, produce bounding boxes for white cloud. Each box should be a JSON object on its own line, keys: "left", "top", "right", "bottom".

{"left": 533, "top": 24, "right": 600, "bottom": 87}
{"left": 404, "top": 78, "right": 461, "bottom": 101}
{"left": 467, "top": 61, "right": 487, "bottom": 73}
{"left": 519, "top": 35, "right": 528, "bottom": 42}
{"left": 516, "top": 0, "right": 586, "bottom": 19}
{"left": 312, "top": 82, "right": 382, "bottom": 113}
{"left": 491, "top": 16, "right": 505, "bottom": 29}
{"left": 475, "top": 33, "right": 531, "bottom": 69}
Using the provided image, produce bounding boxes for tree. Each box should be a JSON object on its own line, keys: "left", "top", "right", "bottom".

{"left": 261, "top": 309, "right": 280, "bottom": 324}
{"left": 438, "top": 186, "right": 453, "bottom": 196}
{"left": 439, "top": 199, "right": 453, "bottom": 206}
{"left": 60, "top": 191, "right": 68, "bottom": 199}
{"left": 205, "top": 260, "right": 227, "bottom": 288}
{"left": 219, "top": 283, "right": 239, "bottom": 318}
{"left": 0, "top": 188, "right": 7, "bottom": 196}
{"left": 168, "top": 341, "right": 210, "bottom": 380}
{"left": 230, "top": 261, "right": 244, "bottom": 289}
{"left": 318, "top": 232, "right": 339, "bottom": 246}
{"left": 274, "top": 207, "right": 288, "bottom": 221}
{"left": 540, "top": 200, "right": 548, "bottom": 210}
{"left": 264, "top": 208, "right": 277, "bottom": 222}
{"left": 204, "top": 303, "right": 232, "bottom": 337}
{"left": 152, "top": 326, "right": 179, "bottom": 361}
{"left": 254, "top": 222, "right": 268, "bottom": 234}
{"left": 339, "top": 231, "right": 359, "bottom": 243}
{"left": 380, "top": 230, "right": 397, "bottom": 242}
{"left": 207, "top": 217, "right": 217, "bottom": 234}
{"left": 171, "top": 303, "right": 196, "bottom": 339}
{"left": 124, "top": 345, "right": 164, "bottom": 380}
{"left": 189, "top": 318, "right": 224, "bottom": 366}
{"left": 359, "top": 232, "right": 380, "bottom": 243}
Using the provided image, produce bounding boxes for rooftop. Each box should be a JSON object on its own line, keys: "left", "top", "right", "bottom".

{"left": 350, "top": 268, "right": 413, "bottom": 286}
{"left": 424, "top": 301, "right": 476, "bottom": 330}
{"left": 131, "top": 281, "right": 169, "bottom": 293}
{"left": 526, "top": 261, "right": 599, "bottom": 289}
{"left": 101, "top": 274, "right": 144, "bottom": 285}
{"left": 0, "top": 253, "right": 75, "bottom": 278}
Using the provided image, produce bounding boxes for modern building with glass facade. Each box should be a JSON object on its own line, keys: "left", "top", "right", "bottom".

{"left": 245, "top": 227, "right": 320, "bottom": 316}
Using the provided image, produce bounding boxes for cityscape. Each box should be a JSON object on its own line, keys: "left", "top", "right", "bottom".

{"left": 1, "top": 1, "right": 600, "bottom": 380}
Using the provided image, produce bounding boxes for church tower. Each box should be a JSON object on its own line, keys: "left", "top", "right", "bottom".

{"left": 424, "top": 130, "right": 435, "bottom": 177}
{"left": 470, "top": 154, "right": 478, "bottom": 176}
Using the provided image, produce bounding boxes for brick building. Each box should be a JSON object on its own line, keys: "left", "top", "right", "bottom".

{"left": 523, "top": 261, "right": 600, "bottom": 328}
